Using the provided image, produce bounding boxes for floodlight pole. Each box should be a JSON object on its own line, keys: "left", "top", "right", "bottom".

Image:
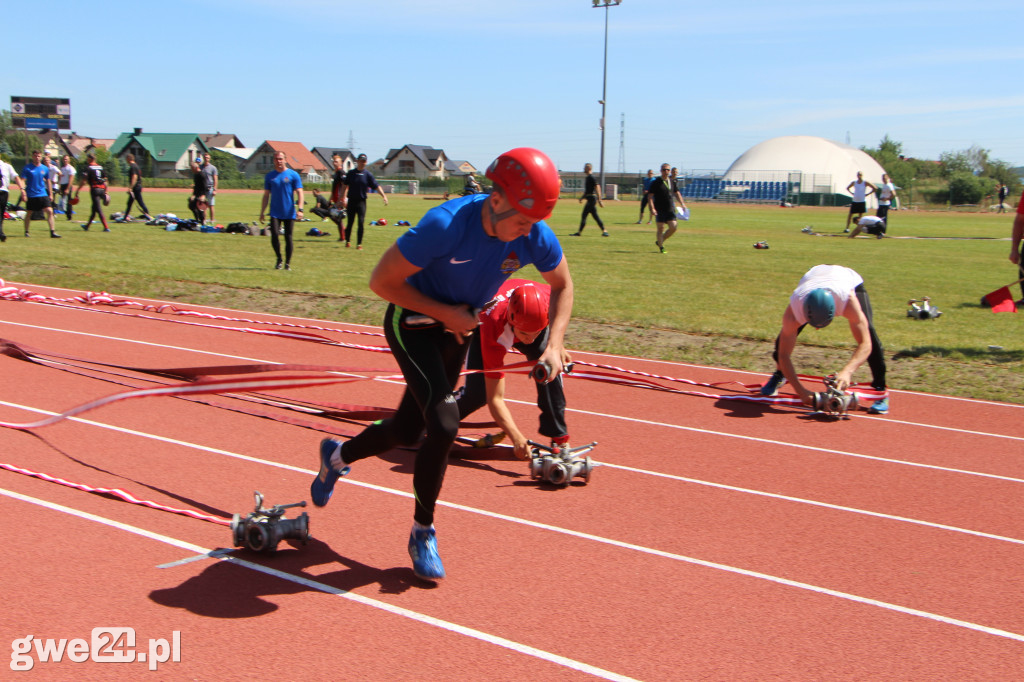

{"left": 593, "top": 0, "right": 621, "bottom": 192}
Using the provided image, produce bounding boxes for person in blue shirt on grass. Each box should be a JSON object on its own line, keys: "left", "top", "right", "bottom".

{"left": 259, "top": 151, "right": 304, "bottom": 270}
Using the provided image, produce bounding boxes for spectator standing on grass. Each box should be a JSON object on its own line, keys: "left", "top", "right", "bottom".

{"left": 759, "top": 264, "right": 889, "bottom": 415}
{"left": 571, "top": 162, "right": 607, "bottom": 237}
{"left": 844, "top": 171, "right": 876, "bottom": 232}
{"left": 21, "top": 150, "right": 60, "bottom": 238}
{"left": 329, "top": 154, "right": 347, "bottom": 237}
{"left": 998, "top": 184, "right": 1009, "bottom": 213}
{"left": 650, "top": 163, "right": 685, "bottom": 254}
{"left": 0, "top": 156, "right": 25, "bottom": 243}
{"left": 876, "top": 173, "right": 897, "bottom": 224}
{"left": 637, "top": 169, "right": 655, "bottom": 224}
{"left": 1009, "top": 187, "right": 1024, "bottom": 305}
{"left": 74, "top": 153, "right": 110, "bottom": 233}
{"left": 310, "top": 147, "right": 572, "bottom": 581}
{"left": 455, "top": 279, "right": 572, "bottom": 461}
{"left": 123, "top": 153, "right": 152, "bottom": 222}
{"left": 57, "top": 155, "right": 75, "bottom": 217}
{"left": 259, "top": 150, "right": 303, "bottom": 270}
{"left": 342, "top": 153, "right": 388, "bottom": 250}
{"left": 201, "top": 153, "right": 219, "bottom": 222}
{"left": 188, "top": 160, "right": 208, "bottom": 224}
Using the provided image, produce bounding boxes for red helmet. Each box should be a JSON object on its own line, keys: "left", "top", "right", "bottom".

{"left": 506, "top": 284, "right": 548, "bottom": 334}
{"left": 485, "top": 148, "right": 561, "bottom": 220}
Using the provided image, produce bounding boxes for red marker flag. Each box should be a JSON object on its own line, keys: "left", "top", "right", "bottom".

{"left": 983, "top": 286, "right": 1017, "bottom": 313}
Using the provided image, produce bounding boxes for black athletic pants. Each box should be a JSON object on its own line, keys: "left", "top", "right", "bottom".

{"left": 578, "top": 196, "right": 604, "bottom": 232}
{"left": 772, "top": 284, "right": 886, "bottom": 390}
{"left": 269, "top": 217, "right": 294, "bottom": 265}
{"left": 456, "top": 327, "right": 568, "bottom": 440}
{"left": 124, "top": 185, "right": 150, "bottom": 217}
{"left": 345, "top": 199, "right": 367, "bottom": 245}
{"left": 86, "top": 187, "right": 108, "bottom": 227}
{"left": 341, "top": 304, "right": 469, "bottom": 526}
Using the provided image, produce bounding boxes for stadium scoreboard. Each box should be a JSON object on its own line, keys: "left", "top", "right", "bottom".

{"left": 10, "top": 96, "right": 71, "bottom": 130}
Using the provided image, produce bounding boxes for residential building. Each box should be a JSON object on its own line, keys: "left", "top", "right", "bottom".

{"left": 241, "top": 141, "right": 328, "bottom": 183}
{"left": 109, "top": 128, "right": 208, "bottom": 178}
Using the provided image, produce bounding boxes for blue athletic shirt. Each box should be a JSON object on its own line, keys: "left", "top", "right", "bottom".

{"left": 20, "top": 163, "right": 50, "bottom": 198}
{"left": 264, "top": 168, "right": 303, "bottom": 219}
{"left": 396, "top": 194, "right": 563, "bottom": 310}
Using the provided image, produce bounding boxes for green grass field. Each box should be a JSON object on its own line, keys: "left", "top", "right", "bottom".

{"left": 3, "top": 188, "right": 1021, "bottom": 403}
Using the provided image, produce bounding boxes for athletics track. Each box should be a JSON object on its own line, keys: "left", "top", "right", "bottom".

{"left": 1, "top": 279, "right": 1022, "bottom": 680}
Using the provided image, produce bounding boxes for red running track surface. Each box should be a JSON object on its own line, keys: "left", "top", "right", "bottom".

{"left": 2, "top": 280, "right": 1023, "bottom": 680}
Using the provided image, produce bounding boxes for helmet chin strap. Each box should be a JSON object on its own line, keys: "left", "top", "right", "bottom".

{"left": 484, "top": 194, "right": 521, "bottom": 238}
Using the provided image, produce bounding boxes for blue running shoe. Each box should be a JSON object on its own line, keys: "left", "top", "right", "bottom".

{"left": 760, "top": 370, "right": 786, "bottom": 397}
{"left": 867, "top": 397, "right": 889, "bottom": 415}
{"left": 311, "top": 438, "right": 350, "bottom": 507}
{"left": 408, "top": 527, "right": 445, "bottom": 580}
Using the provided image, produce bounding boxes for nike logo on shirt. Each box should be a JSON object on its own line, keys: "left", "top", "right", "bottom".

{"left": 449, "top": 258, "right": 471, "bottom": 264}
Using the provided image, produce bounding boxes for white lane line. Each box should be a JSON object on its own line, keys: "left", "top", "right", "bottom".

{"left": 2, "top": 319, "right": 1020, "bottom": 444}
{"left": 4, "top": 406, "right": 1024, "bottom": 642}
{"left": 0, "top": 488, "right": 640, "bottom": 682}
{"left": 6, "top": 484, "right": 1024, "bottom": 647}
{"left": 7, "top": 282, "right": 1023, "bottom": 410}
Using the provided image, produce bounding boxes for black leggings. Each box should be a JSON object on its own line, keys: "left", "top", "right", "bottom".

{"left": 341, "top": 304, "right": 469, "bottom": 526}
{"left": 579, "top": 196, "right": 604, "bottom": 231}
{"left": 456, "top": 327, "right": 567, "bottom": 439}
{"left": 87, "top": 187, "right": 108, "bottom": 226}
{"left": 345, "top": 199, "right": 367, "bottom": 245}
{"left": 124, "top": 186, "right": 150, "bottom": 217}
{"left": 772, "top": 284, "right": 887, "bottom": 390}
{"left": 269, "top": 217, "right": 294, "bottom": 264}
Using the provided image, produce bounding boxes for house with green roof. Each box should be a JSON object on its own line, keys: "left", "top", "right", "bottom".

{"left": 109, "top": 128, "right": 208, "bottom": 178}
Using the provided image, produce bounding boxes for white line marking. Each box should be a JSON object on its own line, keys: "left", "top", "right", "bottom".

{"left": 2, "top": 319, "right": 1020, "bottom": 444}
{"left": 0, "top": 487, "right": 640, "bottom": 682}
{"left": 5, "top": 483, "right": 1024, "bottom": 647}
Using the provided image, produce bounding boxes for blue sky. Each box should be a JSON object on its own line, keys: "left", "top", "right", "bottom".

{"left": 5, "top": 0, "right": 1022, "bottom": 173}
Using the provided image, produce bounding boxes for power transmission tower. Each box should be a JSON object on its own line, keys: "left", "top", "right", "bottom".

{"left": 617, "top": 113, "right": 626, "bottom": 173}
{"left": 347, "top": 130, "right": 357, "bottom": 152}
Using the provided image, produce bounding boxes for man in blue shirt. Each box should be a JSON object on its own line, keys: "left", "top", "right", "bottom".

{"left": 259, "top": 151, "right": 304, "bottom": 270}
{"left": 311, "top": 148, "right": 572, "bottom": 581}
{"left": 20, "top": 150, "right": 61, "bottom": 238}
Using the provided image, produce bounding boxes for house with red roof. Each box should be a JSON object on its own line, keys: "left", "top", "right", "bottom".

{"left": 240, "top": 141, "right": 329, "bottom": 183}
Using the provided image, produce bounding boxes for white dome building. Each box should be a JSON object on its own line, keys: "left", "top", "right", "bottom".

{"left": 723, "top": 135, "right": 888, "bottom": 207}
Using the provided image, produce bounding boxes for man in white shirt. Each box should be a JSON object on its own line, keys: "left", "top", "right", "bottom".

{"left": 876, "top": 173, "right": 897, "bottom": 223}
{"left": 760, "top": 264, "right": 889, "bottom": 414}
{"left": 844, "top": 171, "right": 876, "bottom": 232}
{"left": 849, "top": 214, "right": 886, "bottom": 239}
{"left": 58, "top": 155, "right": 76, "bottom": 218}
{"left": 0, "top": 158, "right": 25, "bottom": 243}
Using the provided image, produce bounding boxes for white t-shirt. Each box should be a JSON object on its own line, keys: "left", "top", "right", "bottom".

{"left": 60, "top": 164, "right": 76, "bottom": 186}
{"left": 857, "top": 215, "right": 885, "bottom": 227}
{"left": 788, "top": 265, "right": 863, "bottom": 326}
{"left": 878, "top": 182, "right": 895, "bottom": 206}
{"left": 0, "top": 161, "right": 15, "bottom": 191}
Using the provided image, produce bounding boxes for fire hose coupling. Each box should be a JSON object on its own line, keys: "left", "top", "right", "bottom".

{"left": 907, "top": 297, "right": 942, "bottom": 319}
{"left": 530, "top": 361, "right": 575, "bottom": 383}
{"left": 231, "top": 491, "right": 310, "bottom": 552}
{"left": 813, "top": 375, "right": 858, "bottom": 418}
{"left": 526, "top": 440, "right": 597, "bottom": 487}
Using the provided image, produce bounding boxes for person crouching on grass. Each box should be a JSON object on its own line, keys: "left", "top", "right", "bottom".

{"left": 455, "top": 279, "right": 571, "bottom": 460}
{"left": 760, "top": 264, "right": 889, "bottom": 415}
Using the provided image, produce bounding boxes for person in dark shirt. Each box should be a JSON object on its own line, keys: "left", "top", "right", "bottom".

{"left": 649, "top": 163, "right": 685, "bottom": 254}
{"left": 189, "top": 160, "right": 208, "bottom": 224}
{"left": 122, "top": 153, "right": 152, "bottom": 221}
{"left": 342, "top": 153, "right": 388, "bottom": 250}
{"left": 73, "top": 153, "right": 111, "bottom": 232}
{"left": 571, "top": 162, "right": 607, "bottom": 237}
